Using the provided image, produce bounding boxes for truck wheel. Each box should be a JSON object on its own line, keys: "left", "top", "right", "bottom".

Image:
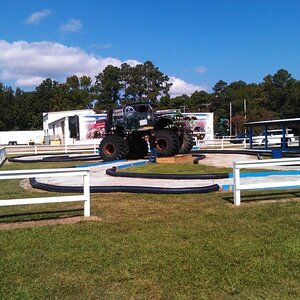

{"left": 99, "top": 135, "right": 128, "bottom": 161}
{"left": 156, "top": 129, "right": 180, "bottom": 157}
{"left": 127, "top": 136, "right": 148, "bottom": 159}
{"left": 179, "top": 131, "right": 194, "bottom": 154}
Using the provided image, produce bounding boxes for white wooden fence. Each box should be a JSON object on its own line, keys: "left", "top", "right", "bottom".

{"left": 4, "top": 143, "right": 99, "bottom": 156}
{"left": 233, "top": 157, "right": 300, "bottom": 206}
{"left": 4, "top": 137, "right": 297, "bottom": 156}
{"left": 0, "top": 168, "right": 91, "bottom": 217}
{"left": 0, "top": 147, "right": 6, "bottom": 166}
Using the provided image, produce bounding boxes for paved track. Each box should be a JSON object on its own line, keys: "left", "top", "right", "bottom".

{"left": 32, "top": 158, "right": 300, "bottom": 192}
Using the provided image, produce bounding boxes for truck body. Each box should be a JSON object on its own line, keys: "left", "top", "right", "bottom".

{"left": 99, "top": 103, "right": 194, "bottom": 161}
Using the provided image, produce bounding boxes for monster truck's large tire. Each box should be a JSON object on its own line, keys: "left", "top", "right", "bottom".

{"left": 99, "top": 135, "right": 128, "bottom": 161}
{"left": 127, "top": 136, "right": 149, "bottom": 159}
{"left": 178, "top": 130, "right": 194, "bottom": 154}
{"left": 156, "top": 129, "right": 180, "bottom": 157}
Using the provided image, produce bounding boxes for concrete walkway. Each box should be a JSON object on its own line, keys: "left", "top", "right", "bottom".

{"left": 32, "top": 156, "right": 300, "bottom": 192}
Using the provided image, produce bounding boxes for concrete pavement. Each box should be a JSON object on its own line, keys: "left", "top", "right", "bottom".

{"left": 31, "top": 157, "right": 300, "bottom": 192}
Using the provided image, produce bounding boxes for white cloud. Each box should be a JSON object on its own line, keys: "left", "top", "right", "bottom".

{"left": 195, "top": 66, "right": 207, "bottom": 74}
{"left": 0, "top": 40, "right": 205, "bottom": 96}
{"left": 25, "top": 9, "right": 51, "bottom": 24}
{"left": 16, "top": 76, "right": 45, "bottom": 87}
{"left": 0, "top": 40, "right": 139, "bottom": 87}
{"left": 60, "top": 18, "right": 82, "bottom": 33}
{"left": 169, "top": 77, "right": 206, "bottom": 97}
{"left": 123, "top": 59, "right": 140, "bottom": 67}
{"left": 90, "top": 43, "right": 112, "bottom": 49}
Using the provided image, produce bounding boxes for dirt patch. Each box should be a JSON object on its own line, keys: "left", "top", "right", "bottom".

{"left": 0, "top": 215, "right": 101, "bottom": 230}
{"left": 195, "top": 153, "right": 255, "bottom": 168}
{"left": 20, "top": 178, "right": 46, "bottom": 192}
{"left": 157, "top": 154, "right": 194, "bottom": 164}
{"left": 159, "top": 153, "right": 255, "bottom": 168}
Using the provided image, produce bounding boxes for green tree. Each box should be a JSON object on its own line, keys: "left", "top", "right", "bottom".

{"left": 169, "top": 94, "right": 190, "bottom": 111}
{"left": 190, "top": 91, "right": 212, "bottom": 111}
{"left": 65, "top": 75, "right": 93, "bottom": 109}
{"left": 14, "top": 89, "right": 37, "bottom": 129}
{"left": 285, "top": 80, "right": 300, "bottom": 117}
{"left": 94, "top": 61, "right": 172, "bottom": 110}
{"left": 0, "top": 84, "right": 15, "bottom": 130}
{"left": 120, "top": 61, "right": 171, "bottom": 103}
{"left": 212, "top": 80, "right": 227, "bottom": 95}
{"left": 35, "top": 78, "right": 59, "bottom": 113}
{"left": 262, "top": 69, "right": 295, "bottom": 117}
{"left": 140, "top": 61, "right": 171, "bottom": 103}
{"left": 94, "top": 65, "right": 122, "bottom": 112}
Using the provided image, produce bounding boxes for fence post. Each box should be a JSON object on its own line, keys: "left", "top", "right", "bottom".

{"left": 0, "top": 147, "right": 6, "bottom": 166}
{"left": 94, "top": 143, "right": 97, "bottom": 154}
{"left": 221, "top": 139, "right": 224, "bottom": 150}
{"left": 233, "top": 162, "right": 241, "bottom": 206}
{"left": 64, "top": 143, "right": 68, "bottom": 153}
{"left": 83, "top": 171, "right": 90, "bottom": 217}
{"left": 35, "top": 145, "right": 38, "bottom": 154}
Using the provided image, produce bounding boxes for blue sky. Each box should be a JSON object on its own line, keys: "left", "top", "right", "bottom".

{"left": 0, "top": 0, "right": 300, "bottom": 95}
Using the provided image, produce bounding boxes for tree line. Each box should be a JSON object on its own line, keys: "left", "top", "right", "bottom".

{"left": 0, "top": 60, "right": 299, "bottom": 135}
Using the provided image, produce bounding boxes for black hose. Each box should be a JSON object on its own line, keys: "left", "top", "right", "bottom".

{"left": 30, "top": 178, "right": 220, "bottom": 194}
{"left": 192, "top": 149, "right": 300, "bottom": 157}
{"left": 192, "top": 154, "right": 206, "bottom": 164}
{"left": 106, "top": 166, "right": 229, "bottom": 179}
{"left": 8, "top": 153, "right": 100, "bottom": 163}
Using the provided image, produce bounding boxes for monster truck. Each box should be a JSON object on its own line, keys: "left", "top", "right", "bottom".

{"left": 99, "top": 103, "right": 194, "bottom": 161}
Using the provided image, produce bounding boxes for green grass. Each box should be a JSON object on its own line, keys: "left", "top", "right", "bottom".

{"left": 125, "top": 162, "right": 273, "bottom": 175}
{"left": 2, "top": 158, "right": 91, "bottom": 170}
{"left": 0, "top": 159, "right": 300, "bottom": 299}
{"left": 125, "top": 162, "right": 231, "bottom": 174}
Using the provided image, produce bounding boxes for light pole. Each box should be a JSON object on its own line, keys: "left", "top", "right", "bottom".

{"left": 244, "top": 99, "right": 247, "bottom": 135}
{"left": 229, "top": 102, "right": 232, "bottom": 136}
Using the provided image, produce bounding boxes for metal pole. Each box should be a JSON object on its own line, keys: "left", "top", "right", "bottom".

{"left": 244, "top": 99, "right": 247, "bottom": 122}
{"left": 244, "top": 99, "right": 247, "bottom": 135}
{"left": 229, "top": 102, "right": 232, "bottom": 136}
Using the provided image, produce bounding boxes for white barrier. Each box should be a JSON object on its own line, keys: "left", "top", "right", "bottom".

{"left": 194, "top": 137, "right": 252, "bottom": 149}
{"left": 0, "top": 168, "right": 91, "bottom": 217}
{"left": 0, "top": 147, "right": 6, "bottom": 166}
{"left": 233, "top": 157, "right": 300, "bottom": 206}
{"left": 195, "top": 136, "right": 299, "bottom": 149}
{"left": 3, "top": 136, "right": 299, "bottom": 155}
{"left": 3, "top": 143, "right": 99, "bottom": 156}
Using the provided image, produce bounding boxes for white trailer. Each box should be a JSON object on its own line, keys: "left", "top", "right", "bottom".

{"left": 43, "top": 109, "right": 106, "bottom": 145}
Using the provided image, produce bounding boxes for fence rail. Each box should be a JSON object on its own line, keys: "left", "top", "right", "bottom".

{"left": 3, "top": 144, "right": 98, "bottom": 155}
{"left": 2, "top": 135, "right": 299, "bottom": 156}
{"left": 0, "top": 168, "right": 91, "bottom": 217}
{"left": 233, "top": 157, "right": 300, "bottom": 206}
{"left": 195, "top": 136, "right": 299, "bottom": 149}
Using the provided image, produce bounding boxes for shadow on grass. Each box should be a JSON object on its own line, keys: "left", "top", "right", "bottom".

{"left": 223, "top": 190, "right": 300, "bottom": 205}
{"left": 0, "top": 208, "right": 83, "bottom": 223}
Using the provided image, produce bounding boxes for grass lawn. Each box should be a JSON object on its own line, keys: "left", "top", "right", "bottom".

{"left": 125, "top": 162, "right": 232, "bottom": 174}
{"left": 0, "top": 159, "right": 299, "bottom": 299}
